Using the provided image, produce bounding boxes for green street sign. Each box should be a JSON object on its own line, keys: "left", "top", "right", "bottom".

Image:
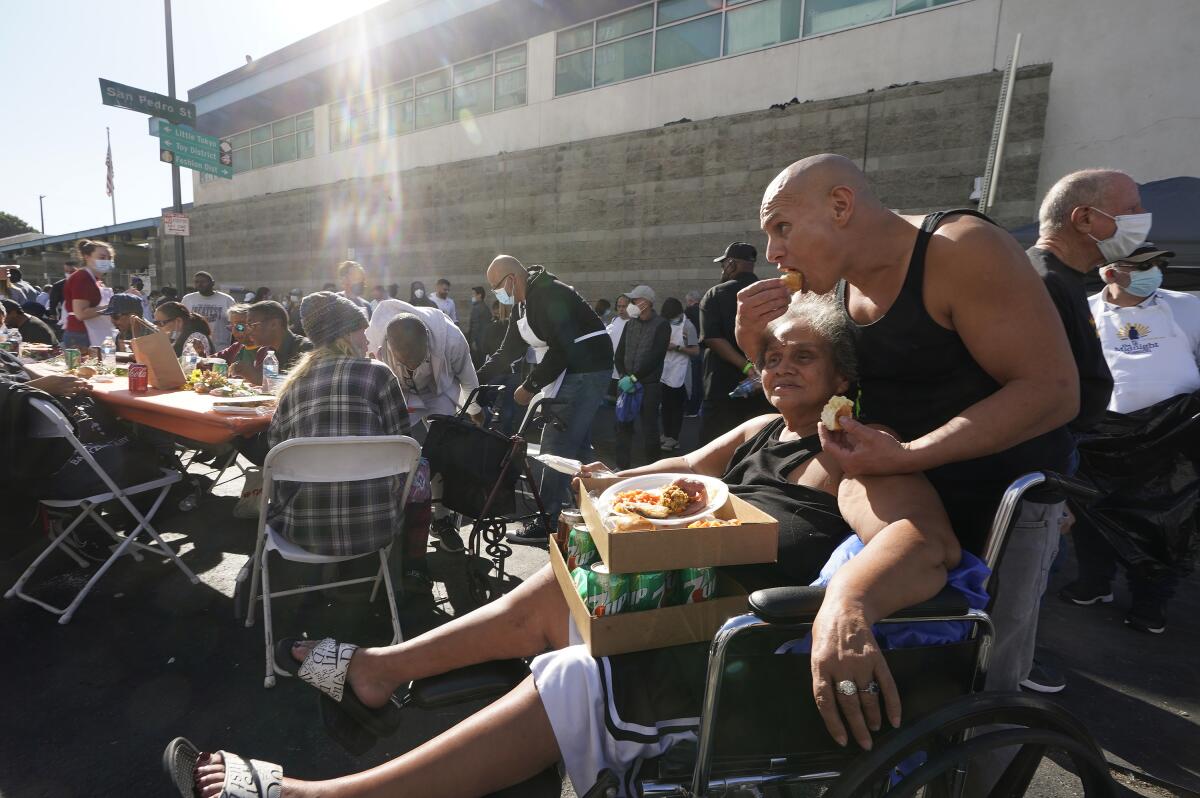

{"left": 156, "top": 122, "right": 233, "bottom": 179}
{"left": 100, "top": 78, "right": 196, "bottom": 126}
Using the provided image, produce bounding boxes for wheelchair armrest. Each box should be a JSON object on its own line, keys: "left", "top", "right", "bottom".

{"left": 749, "top": 586, "right": 971, "bottom": 625}
{"left": 407, "top": 659, "right": 530, "bottom": 709}
{"left": 1040, "top": 470, "right": 1101, "bottom": 502}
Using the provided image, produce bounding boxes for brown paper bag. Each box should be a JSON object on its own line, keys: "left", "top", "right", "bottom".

{"left": 129, "top": 316, "right": 187, "bottom": 389}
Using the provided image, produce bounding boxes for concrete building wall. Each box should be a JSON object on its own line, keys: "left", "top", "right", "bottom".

{"left": 192, "top": 0, "right": 1200, "bottom": 212}
{"left": 166, "top": 65, "right": 1049, "bottom": 305}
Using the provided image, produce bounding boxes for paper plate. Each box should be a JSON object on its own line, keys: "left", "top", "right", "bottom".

{"left": 596, "top": 473, "right": 729, "bottom": 527}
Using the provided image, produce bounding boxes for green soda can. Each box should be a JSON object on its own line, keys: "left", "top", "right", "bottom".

{"left": 566, "top": 525, "right": 599, "bottom": 571}
{"left": 672, "top": 567, "right": 718, "bottom": 605}
{"left": 586, "top": 563, "right": 630, "bottom": 617}
{"left": 64, "top": 348, "right": 81, "bottom": 369}
{"left": 626, "top": 571, "right": 667, "bottom": 612}
{"left": 211, "top": 360, "right": 228, "bottom": 377}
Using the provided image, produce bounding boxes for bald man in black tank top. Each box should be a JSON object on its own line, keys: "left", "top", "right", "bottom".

{"left": 735, "top": 155, "right": 1078, "bottom": 795}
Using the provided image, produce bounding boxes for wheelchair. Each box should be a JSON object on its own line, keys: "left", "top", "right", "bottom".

{"left": 422, "top": 385, "right": 569, "bottom": 603}
{"left": 393, "top": 471, "right": 1118, "bottom": 797}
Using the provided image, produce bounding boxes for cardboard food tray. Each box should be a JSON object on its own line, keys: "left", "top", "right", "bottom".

{"left": 577, "top": 477, "right": 778, "bottom": 573}
{"left": 550, "top": 539, "right": 749, "bottom": 657}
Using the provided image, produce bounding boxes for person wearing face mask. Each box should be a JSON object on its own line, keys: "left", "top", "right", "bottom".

{"left": 182, "top": 271, "right": 237, "bottom": 350}
{"left": 336, "top": 260, "right": 373, "bottom": 321}
{"left": 409, "top": 280, "right": 437, "bottom": 309}
{"left": 699, "top": 242, "right": 773, "bottom": 445}
{"left": 478, "top": 255, "right": 613, "bottom": 543}
{"left": 265, "top": 292, "right": 413, "bottom": 556}
{"left": 154, "top": 301, "right": 213, "bottom": 358}
{"left": 614, "top": 285, "right": 671, "bottom": 469}
{"left": 658, "top": 297, "right": 700, "bottom": 451}
{"left": 62, "top": 239, "right": 117, "bottom": 350}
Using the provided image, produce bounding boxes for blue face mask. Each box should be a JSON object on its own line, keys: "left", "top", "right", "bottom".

{"left": 1125, "top": 266, "right": 1163, "bottom": 298}
{"left": 494, "top": 278, "right": 515, "bottom": 306}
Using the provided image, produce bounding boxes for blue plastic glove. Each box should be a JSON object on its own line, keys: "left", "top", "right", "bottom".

{"left": 617, "top": 375, "right": 637, "bottom": 393}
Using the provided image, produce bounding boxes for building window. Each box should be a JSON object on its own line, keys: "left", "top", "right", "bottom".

{"left": 553, "top": 0, "right": 965, "bottom": 97}
{"left": 219, "top": 110, "right": 315, "bottom": 177}
{"left": 330, "top": 43, "right": 527, "bottom": 149}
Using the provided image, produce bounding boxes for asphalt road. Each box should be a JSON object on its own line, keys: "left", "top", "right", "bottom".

{"left": 1, "top": 409, "right": 1195, "bottom": 797}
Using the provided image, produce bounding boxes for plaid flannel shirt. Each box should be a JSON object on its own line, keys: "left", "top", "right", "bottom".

{"left": 266, "top": 356, "right": 412, "bottom": 556}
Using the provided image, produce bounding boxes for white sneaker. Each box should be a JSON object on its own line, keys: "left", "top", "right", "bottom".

{"left": 661, "top": 437, "right": 678, "bottom": 451}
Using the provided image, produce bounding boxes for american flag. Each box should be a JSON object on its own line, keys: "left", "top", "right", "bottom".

{"left": 105, "top": 140, "right": 114, "bottom": 197}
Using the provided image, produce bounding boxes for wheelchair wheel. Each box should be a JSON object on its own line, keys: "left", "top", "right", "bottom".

{"left": 825, "top": 692, "right": 1117, "bottom": 798}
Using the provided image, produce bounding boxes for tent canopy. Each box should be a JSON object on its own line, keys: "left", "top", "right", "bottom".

{"left": 1009, "top": 176, "right": 1200, "bottom": 292}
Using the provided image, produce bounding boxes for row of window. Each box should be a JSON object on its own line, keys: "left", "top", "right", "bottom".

{"left": 202, "top": 0, "right": 959, "bottom": 182}
{"left": 555, "top": 0, "right": 959, "bottom": 96}
{"left": 331, "top": 43, "right": 527, "bottom": 150}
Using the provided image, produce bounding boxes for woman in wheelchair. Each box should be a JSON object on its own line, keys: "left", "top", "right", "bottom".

{"left": 166, "top": 294, "right": 977, "bottom": 798}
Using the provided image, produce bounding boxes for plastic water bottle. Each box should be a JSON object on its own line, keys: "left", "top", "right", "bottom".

{"left": 0, "top": 324, "right": 8, "bottom": 352}
{"left": 728, "top": 375, "right": 762, "bottom": 399}
{"left": 184, "top": 350, "right": 199, "bottom": 373}
{"left": 7, "top": 327, "right": 20, "bottom": 358}
{"left": 102, "top": 335, "right": 116, "bottom": 366}
{"left": 261, "top": 350, "right": 279, "bottom": 391}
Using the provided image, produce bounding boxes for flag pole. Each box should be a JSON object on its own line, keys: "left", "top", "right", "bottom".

{"left": 106, "top": 127, "right": 117, "bottom": 225}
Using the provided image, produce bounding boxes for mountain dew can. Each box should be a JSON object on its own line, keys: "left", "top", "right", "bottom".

{"left": 671, "top": 567, "right": 717, "bottom": 605}
{"left": 566, "top": 525, "right": 599, "bottom": 571}
{"left": 575, "top": 563, "right": 629, "bottom": 617}
{"left": 626, "top": 571, "right": 667, "bottom": 612}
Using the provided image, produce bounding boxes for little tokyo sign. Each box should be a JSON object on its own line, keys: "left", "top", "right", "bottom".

{"left": 99, "top": 78, "right": 196, "bottom": 126}
{"left": 156, "top": 122, "right": 233, "bottom": 180}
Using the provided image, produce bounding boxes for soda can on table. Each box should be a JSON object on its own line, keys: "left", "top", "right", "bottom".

{"left": 586, "top": 563, "right": 630, "bottom": 617}
{"left": 626, "top": 571, "right": 668, "bottom": 612}
{"left": 128, "top": 363, "right": 149, "bottom": 393}
{"left": 566, "top": 524, "right": 599, "bottom": 571}
{"left": 211, "top": 360, "right": 228, "bottom": 377}
{"left": 64, "top": 348, "right": 81, "bottom": 369}
{"left": 670, "top": 567, "right": 718, "bottom": 606}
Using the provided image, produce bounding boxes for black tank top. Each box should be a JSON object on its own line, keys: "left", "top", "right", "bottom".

{"left": 836, "top": 210, "right": 1072, "bottom": 552}
{"left": 722, "top": 417, "right": 850, "bottom": 585}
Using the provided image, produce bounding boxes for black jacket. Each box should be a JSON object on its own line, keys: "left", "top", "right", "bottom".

{"left": 479, "top": 267, "right": 613, "bottom": 392}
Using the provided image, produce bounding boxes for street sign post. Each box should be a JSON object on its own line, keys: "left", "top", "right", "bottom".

{"left": 99, "top": 78, "right": 196, "bottom": 126}
{"left": 155, "top": 122, "right": 232, "bottom": 179}
{"left": 163, "top": 212, "right": 190, "bottom": 237}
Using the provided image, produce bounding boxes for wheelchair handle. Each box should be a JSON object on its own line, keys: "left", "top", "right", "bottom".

{"left": 1039, "top": 470, "right": 1101, "bottom": 502}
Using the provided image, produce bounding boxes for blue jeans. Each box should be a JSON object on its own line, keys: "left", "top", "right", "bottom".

{"left": 537, "top": 370, "right": 609, "bottom": 524}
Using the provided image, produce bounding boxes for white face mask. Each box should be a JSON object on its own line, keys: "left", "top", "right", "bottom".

{"left": 413, "top": 289, "right": 425, "bottom": 299}
{"left": 626, "top": 302, "right": 642, "bottom": 319}
{"left": 1089, "top": 208, "right": 1152, "bottom": 262}
{"left": 93, "top": 259, "right": 114, "bottom": 273}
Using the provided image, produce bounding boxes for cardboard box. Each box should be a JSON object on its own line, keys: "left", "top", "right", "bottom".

{"left": 550, "top": 539, "right": 750, "bottom": 657}
{"left": 577, "top": 477, "right": 779, "bottom": 573}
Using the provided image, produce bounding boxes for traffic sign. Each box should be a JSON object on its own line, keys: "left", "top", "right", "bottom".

{"left": 163, "top": 212, "right": 190, "bottom": 237}
{"left": 156, "top": 122, "right": 233, "bottom": 179}
{"left": 100, "top": 78, "right": 196, "bottom": 126}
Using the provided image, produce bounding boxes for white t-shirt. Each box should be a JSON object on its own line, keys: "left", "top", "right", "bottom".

{"left": 182, "top": 290, "right": 236, "bottom": 349}
{"left": 431, "top": 294, "right": 458, "bottom": 323}
{"left": 662, "top": 317, "right": 699, "bottom": 389}
{"left": 1088, "top": 288, "right": 1200, "bottom": 414}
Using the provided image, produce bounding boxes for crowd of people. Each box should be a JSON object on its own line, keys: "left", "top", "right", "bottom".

{"left": 3, "top": 153, "right": 1195, "bottom": 798}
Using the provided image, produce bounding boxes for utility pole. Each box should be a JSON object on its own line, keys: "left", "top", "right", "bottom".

{"left": 38, "top": 195, "right": 46, "bottom": 234}
{"left": 165, "top": 0, "right": 186, "bottom": 291}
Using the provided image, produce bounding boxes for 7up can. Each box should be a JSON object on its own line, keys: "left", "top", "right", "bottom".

{"left": 574, "top": 562, "right": 630, "bottom": 617}
{"left": 671, "top": 567, "right": 718, "bottom": 605}
{"left": 566, "top": 525, "right": 599, "bottom": 571}
{"left": 626, "top": 571, "right": 667, "bottom": 612}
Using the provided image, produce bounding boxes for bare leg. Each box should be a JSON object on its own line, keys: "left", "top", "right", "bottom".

{"left": 294, "top": 563, "right": 569, "bottom": 707}
{"left": 196, "top": 676, "right": 560, "bottom": 798}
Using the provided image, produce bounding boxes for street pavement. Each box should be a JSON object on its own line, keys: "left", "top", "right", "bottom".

{"left": 1, "top": 409, "right": 1196, "bottom": 797}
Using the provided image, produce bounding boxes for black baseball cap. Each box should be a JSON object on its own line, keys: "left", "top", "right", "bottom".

{"left": 103, "top": 294, "right": 144, "bottom": 317}
{"left": 713, "top": 242, "right": 757, "bottom": 263}
{"left": 1105, "top": 242, "right": 1175, "bottom": 268}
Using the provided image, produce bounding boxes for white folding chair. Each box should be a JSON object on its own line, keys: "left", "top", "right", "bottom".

{"left": 5, "top": 398, "right": 198, "bottom": 624}
{"left": 245, "top": 435, "right": 421, "bottom": 688}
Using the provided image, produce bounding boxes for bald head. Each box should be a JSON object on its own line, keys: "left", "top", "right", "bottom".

{"left": 1037, "top": 169, "right": 1138, "bottom": 237}
{"left": 487, "top": 254, "right": 528, "bottom": 303}
{"left": 761, "top": 154, "right": 877, "bottom": 220}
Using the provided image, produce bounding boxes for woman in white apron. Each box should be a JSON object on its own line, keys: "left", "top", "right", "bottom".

{"left": 658, "top": 297, "right": 700, "bottom": 451}
{"left": 62, "top": 239, "right": 116, "bottom": 350}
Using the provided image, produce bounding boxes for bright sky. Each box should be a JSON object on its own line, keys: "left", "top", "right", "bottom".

{"left": 0, "top": 0, "right": 388, "bottom": 237}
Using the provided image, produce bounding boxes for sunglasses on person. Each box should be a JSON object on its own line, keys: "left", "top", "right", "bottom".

{"left": 1114, "top": 259, "right": 1169, "bottom": 272}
